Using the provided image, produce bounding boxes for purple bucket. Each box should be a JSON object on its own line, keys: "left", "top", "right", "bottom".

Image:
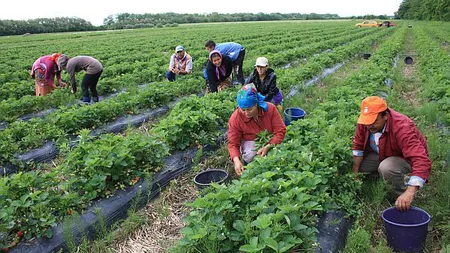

{"left": 381, "top": 207, "right": 431, "bottom": 252}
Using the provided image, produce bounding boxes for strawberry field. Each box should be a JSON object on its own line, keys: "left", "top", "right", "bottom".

{"left": 0, "top": 20, "right": 449, "bottom": 252}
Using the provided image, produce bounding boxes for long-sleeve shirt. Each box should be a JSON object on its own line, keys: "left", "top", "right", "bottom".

{"left": 228, "top": 103, "right": 286, "bottom": 159}
{"left": 31, "top": 55, "right": 61, "bottom": 86}
{"left": 169, "top": 53, "right": 193, "bottom": 73}
{"left": 245, "top": 68, "right": 279, "bottom": 102}
{"left": 66, "top": 56, "right": 103, "bottom": 87}
{"left": 352, "top": 108, "right": 431, "bottom": 187}
{"left": 206, "top": 55, "right": 233, "bottom": 92}
{"left": 215, "top": 42, "right": 243, "bottom": 62}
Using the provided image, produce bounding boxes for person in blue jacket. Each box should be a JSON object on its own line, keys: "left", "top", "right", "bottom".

{"left": 205, "top": 40, "right": 246, "bottom": 85}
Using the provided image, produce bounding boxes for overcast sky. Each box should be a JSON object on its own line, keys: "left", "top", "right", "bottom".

{"left": 0, "top": 0, "right": 403, "bottom": 26}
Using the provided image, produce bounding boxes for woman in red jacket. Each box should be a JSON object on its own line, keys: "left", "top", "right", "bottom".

{"left": 228, "top": 84, "right": 286, "bottom": 176}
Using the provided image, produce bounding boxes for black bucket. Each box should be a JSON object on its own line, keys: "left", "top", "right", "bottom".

{"left": 363, "top": 53, "right": 371, "bottom": 60}
{"left": 194, "top": 169, "right": 228, "bottom": 190}
{"left": 404, "top": 56, "right": 414, "bottom": 65}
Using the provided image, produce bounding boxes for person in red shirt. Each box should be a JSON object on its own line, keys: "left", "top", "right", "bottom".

{"left": 228, "top": 84, "right": 286, "bottom": 176}
{"left": 352, "top": 96, "right": 431, "bottom": 211}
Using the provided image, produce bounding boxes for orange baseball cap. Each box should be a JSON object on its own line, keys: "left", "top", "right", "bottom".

{"left": 357, "top": 96, "right": 388, "bottom": 125}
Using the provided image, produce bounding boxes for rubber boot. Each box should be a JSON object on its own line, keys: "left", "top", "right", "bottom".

{"left": 92, "top": 97, "right": 99, "bottom": 103}
{"left": 82, "top": 96, "right": 91, "bottom": 104}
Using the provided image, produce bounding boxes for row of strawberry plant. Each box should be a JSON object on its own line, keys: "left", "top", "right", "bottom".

{"left": 411, "top": 22, "right": 450, "bottom": 250}
{"left": 262, "top": 27, "right": 382, "bottom": 67}
{"left": 413, "top": 24, "right": 450, "bottom": 125}
{"left": 276, "top": 26, "right": 395, "bottom": 90}
{"left": 0, "top": 130, "right": 169, "bottom": 246}
{"left": 0, "top": 78, "right": 203, "bottom": 167}
{"left": 173, "top": 26, "right": 407, "bottom": 253}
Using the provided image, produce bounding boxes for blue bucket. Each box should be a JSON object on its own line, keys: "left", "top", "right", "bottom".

{"left": 284, "top": 108, "right": 305, "bottom": 126}
{"left": 382, "top": 206, "right": 431, "bottom": 252}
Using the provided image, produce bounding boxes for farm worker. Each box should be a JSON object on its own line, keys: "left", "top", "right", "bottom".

{"left": 30, "top": 53, "right": 67, "bottom": 96}
{"left": 166, "top": 45, "right": 193, "bottom": 81}
{"left": 206, "top": 50, "right": 233, "bottom": 92}
{"left": 245, "top": 57, "right": 283, "bottom": 112}
{"left": 228, "top": 84, "right": 286, "bottom": 176}
{"left": 57, "top": 54, "right": 103, "bottom": 103}
{"left": 352, "top": 96, "right": 432, "bottom": 211}
{"left": 205, "top": 40, "right": 246, "bottom": 85}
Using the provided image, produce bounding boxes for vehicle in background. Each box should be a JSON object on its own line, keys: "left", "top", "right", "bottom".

{"left": 382, "top": 21, "right": 396, "bottom": 27}
{"left": 355, "top": 20, "right": 382, "bottom": 27}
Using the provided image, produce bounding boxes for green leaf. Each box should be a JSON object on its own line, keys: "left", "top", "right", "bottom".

{"left": 232, "top": 220, "right": 246, "bottom": 233}
{"left": 264, "top": 237, "right": 279, "bottom": 252}
{"left": 252, "top": 214, "right": 272, "bottom": 229}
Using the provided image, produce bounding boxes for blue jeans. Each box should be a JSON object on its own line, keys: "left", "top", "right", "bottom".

{"left": 166, "top": 71, "right": 176, "bottom": 81}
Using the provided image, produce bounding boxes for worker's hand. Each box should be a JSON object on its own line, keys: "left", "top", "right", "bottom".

{"left": 395, "top": 187, "right": 417, "bottom": 211}
{"left": 233, "top": 157, "right": 244, "bottom": 176}
{"left": 257, "top": 144, "right": 272, "bottom": 157}
{"left": 60, "top": 82, "right": 67, "bottom": 88}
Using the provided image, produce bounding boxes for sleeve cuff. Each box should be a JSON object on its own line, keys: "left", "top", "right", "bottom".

{"left": 352, "top": 150, "right": 364, "bottom": 156}
{"left": 407, "top": 176, "right": 426, "bottom": 189}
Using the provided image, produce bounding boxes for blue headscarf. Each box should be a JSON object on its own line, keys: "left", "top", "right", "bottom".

{"left": 237, "top": 84, "right": 268, "bottom": 111}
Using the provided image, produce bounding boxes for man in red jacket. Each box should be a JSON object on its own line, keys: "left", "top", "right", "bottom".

{"left": 228, "top": 84, "right": 286, "bottom": 176}
{"left": 352, "top": 96, "right": 431, "bottom": 211}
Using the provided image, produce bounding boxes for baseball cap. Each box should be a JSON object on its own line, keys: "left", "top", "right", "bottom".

{"left": 175, "top": 45, "right": 184, "bottom": 52}
{"left": 255, "top": 57, "right": 269, "bottom": 67}
{"left": 357, "top": 96, "right": 388, "bottom": 125}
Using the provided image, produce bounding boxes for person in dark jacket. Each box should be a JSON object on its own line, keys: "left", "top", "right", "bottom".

{"left": 206, "top": 50, "right": 233, "bottom": 93}
{"left": 352, "top": 96, "right": 432, "bottom": 211}
{"left": 245, "top": 57, "right": 283, "bottom": 112}
{"left": 57, "top": 54, "right": 103, "bottom": 103}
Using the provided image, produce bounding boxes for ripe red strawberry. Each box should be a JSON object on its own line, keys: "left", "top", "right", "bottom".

{"left": 16, "top": 231, "right": 24, "bottom": 238}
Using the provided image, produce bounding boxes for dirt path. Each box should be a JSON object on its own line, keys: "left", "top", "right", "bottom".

{"left": 398, "top": 30, "right": 422, "bottom": 108}
{"left": 109, "top": 172, "right": 198, "bottom": 253}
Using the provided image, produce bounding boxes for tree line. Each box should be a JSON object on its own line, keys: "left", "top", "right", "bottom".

{"left": 102, "top": 12, "right": 341, "bottom": 29}
{"left": 395, "top": 0, "right": 450, "bottom": 21}
{"left": 0, "top": 17, "right": 96, "bottom": 36}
